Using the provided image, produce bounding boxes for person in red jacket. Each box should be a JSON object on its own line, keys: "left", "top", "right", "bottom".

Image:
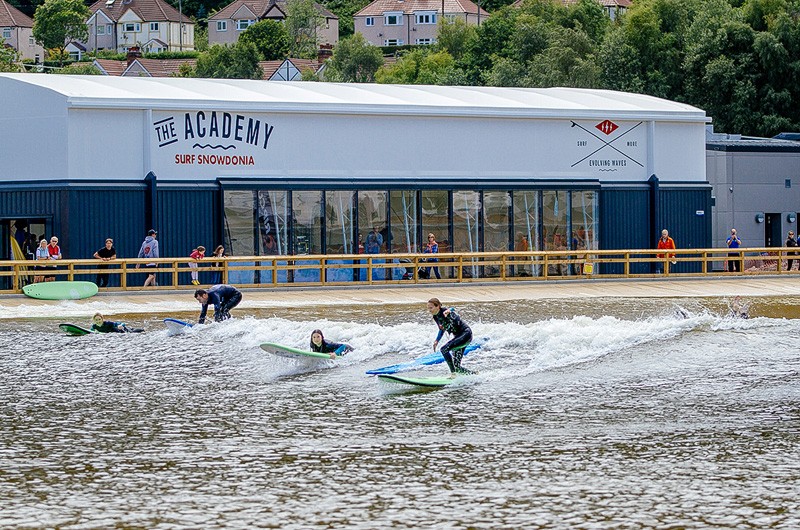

{"left": 656, "top": 229, "right": 676, "bottom": 274}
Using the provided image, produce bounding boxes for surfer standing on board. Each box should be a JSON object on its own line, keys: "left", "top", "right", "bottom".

{"left": 195, "top": 284, "right": 242, "bottom": 323}
{"left": 310, "top": 329, "right": 353, "bottom": 359}
{"left": 427, "top": 298, "right": 475, "bottom": 377}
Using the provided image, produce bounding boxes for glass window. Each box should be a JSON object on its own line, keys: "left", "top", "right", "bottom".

{"left": 257, "top": 191, "right": 289, "bottom": 255}
{"left": 292, "top": 191, "right": 322, "bottom": 255}
{"left": 107, "top": 24, "right": 113, "bottom": 34}
{"left": 358, "top": 191, "right": 387, "bottom": 253}
{"left": 237, "top": 19, "right": 255, "bottom": 30}
{"left": 384, "top": 13, "right": 402, "bottom": 25}
{"left": 422, "top": 190, "right": 449, "bottom": 278}
{"left": 224, "top": 190, "right": 256, "bottom": 257}
{"left": 415, "top": 12, "right": 436, "bottom": 24}
{"left": 543, "top": 190, "right": 568, "bottom": 275}
{"left": 415, "top": 38, "right": 433, "bottom": 45}
{"left": 96, "top": 25, "right": 105, "bottom": 35}
{"left": 123, "top": 23, "right": 140, "bottom": 32}
{"left": 149, "top": 22, "right": 159, "bottom": 31}
{"left": 217, "top": 20, "right": 227, "bottom": 31}
{"left": 325, "top": 190, "right": 355, "bottom": 254}
{"left": 571, "top": 191, "right": 598, "bottom": 251}
{"left": 390, "top": 190, "right": 418, "bottom": 253}
{"left": 2, "top": 28, "right": 10, "bottom": 39}
{"left": 483, "top": 191, "right": 510, "bottom": 252}
{"left": 513, "top": 191, "right": 539, "bottom": 277}
{"left": 452, "top": 190, "right": 481, "bottom": 278}
{"left": 365, "top": 17, "right": 374, "bottom": 26}
{"left": 384, "top": 39, "right": 404, "bottom": 46}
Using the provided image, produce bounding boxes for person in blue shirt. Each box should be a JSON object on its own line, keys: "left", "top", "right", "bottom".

{"left": 726, "top": 228, "right": 742, "bottom": 272}
{"left": 194, "top": 284, "right": 242, "bottom": 323}
{"left": 310, "top": 329, "right": 353, "bottom": 359}
{"left": 427, "top": 297, "right": 475, "bottom": 376}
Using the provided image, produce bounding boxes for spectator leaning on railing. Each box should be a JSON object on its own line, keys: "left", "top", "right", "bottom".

{"left": 656, "top": 229, "right": 676, "bottom": 274}
{"left": 786, "top": 231, "right": 798, "bottom": 271}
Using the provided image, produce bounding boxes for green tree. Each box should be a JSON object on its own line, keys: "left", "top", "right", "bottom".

{"left": 32, "top": 0, "right": 90, "bottom": 66}
{"left": 376, "top": 48, "right": 466, "bottom": 85}
{"left": 324, "top": 33, "right": 383, "bottom": 82}
{"left": 195, "top": 42, "right": 264, "bottom": 79}
{"left": 436, "top": 19, "right": 477, "bottom": 61}
{"left": 321, "top": 0, "right": 371, "bottom": 37}
{"left": 0, "top": 46, "right": 22, "bottom": 72}
{"left": 286, "top": 0, "right": 324, "bottom": 59}
{"left": 240, "top": 19, "right": 290, "bottom": 60}
{"left": 53, "top": 62, "right": 102, "bottom": 74}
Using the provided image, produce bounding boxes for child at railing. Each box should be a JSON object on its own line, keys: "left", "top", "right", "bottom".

{"left": 189, "top": 246, "right": 205, "bottom": 286}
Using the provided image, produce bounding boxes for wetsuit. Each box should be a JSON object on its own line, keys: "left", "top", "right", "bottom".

{"left": 433, "top": 307, "right": 474, "bottom": 374}
{"left": 199, "top": 284, "right": 242, "bottom": 323}
{"left": 92, "top": 320, "right": 136, "bottom": 333}
{"left": 310, "top": 339, "right": 353, "bottom": 356}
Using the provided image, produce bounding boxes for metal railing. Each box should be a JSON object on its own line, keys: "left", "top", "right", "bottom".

{"left": 1, "top": 247, "right": 797, "bottom": 293}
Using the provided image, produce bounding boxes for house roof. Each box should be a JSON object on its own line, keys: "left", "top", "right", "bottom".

{"left": 0, "top": 73, "right": 709, "bottom": 123}
{"left": 210, "top": 0, "right": 336, "bottom": 21}
{"left": 259, "top": 58, "right": 324, "bottom": 79}
{"left": 93, "top": 58, "right": 128, "bottom": 76}
{"left": 0, "top": 0, "right": 34, "bottom": 28}
{"left": 125, "top": 57, "right": 197, "bottom": 76}
{"left": 88, "top": 0, "right": 189, "bottom": 23}
{"left": 356, "top": 0, "right": 489, "bottom": 17}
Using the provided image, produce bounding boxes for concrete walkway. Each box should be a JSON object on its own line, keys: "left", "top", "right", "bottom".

{"left": 4, "top": 277, "right": 800, "bottom": 309}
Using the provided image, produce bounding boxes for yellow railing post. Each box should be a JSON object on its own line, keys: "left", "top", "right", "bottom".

{"left": 624, "top": 252, "right": 630, "bottom": 277}
{"left": 172, "top": 261, "right": 179, "bottom": 287}
{"left": 272, "top": 258, "right": 278, "bottom": 286}
{"left": 458, "top": 255, "right": 463, "bottom": 282}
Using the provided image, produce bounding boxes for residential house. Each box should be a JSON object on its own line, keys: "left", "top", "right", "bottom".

{"left": 86, "top": 0, "right": 195, "bottom": 54}
{"left": 354, "top": 0, "right": 488, "bottom": 47}
{"left": 208, "top": 0, "right": 338, "bottom": 47}
{"left": 512, "top": 0, "right": 631, "bottom": 20}
{"left": 260, "top": 57, "right": 326, "bottom": 80}
{"left": 0, "top": 0, "right": 43, "bottom": 62}
{"left": 93, "top": 48, "right": 196, "bottom": 75}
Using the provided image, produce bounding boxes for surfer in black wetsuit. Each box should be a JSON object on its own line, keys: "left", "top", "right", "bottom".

{"left": 310, "top": 329, "right": 353, "bottom": 359}
{"left": 195, "top": 284, "right": 242, "bottom": 323}
{"left": 91, "top": 313, "right": 142, "bottom": 333}
{"left": 427, "top": 297, "right": 475, "bottom": 376}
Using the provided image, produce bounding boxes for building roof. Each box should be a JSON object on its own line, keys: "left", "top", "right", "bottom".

{"left": 88, "top": 0, "right": 188, "bottom": 23}
{"left": 210, "top": 0, "right": 336, "bottom": 21}
{"left": 0, "top": 0, "right": 33, "bottom": 28}
{"left": 125, "top": 57, "right": 197, "bottom": 76}
{"left": 0, "top": 74, "right": 709, "bottom": 122}
{"left": 93, "top": 58, "right": 128, "bottom": 76}
{"left": 356, "top": 0, "right": 489, "bottom": 17}
{"left": 259, "top": 58, "right": 324, "bottom": 79}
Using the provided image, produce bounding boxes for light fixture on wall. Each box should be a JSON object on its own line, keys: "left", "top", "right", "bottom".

{"left": 755, "top": 213, "right": 765, "bottom": 223}
{"left": 788, "top": 213, "right": 797, "bottom": 223}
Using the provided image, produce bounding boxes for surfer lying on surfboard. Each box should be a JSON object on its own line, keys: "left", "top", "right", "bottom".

{"left": 310, "top": 329, "right": 353, "bottom": 359}
{"left": 91, "top": 313, "right": 143, "bottom": 333}
{"left": 427, "top": 298, "right": 476, "bottom": 377}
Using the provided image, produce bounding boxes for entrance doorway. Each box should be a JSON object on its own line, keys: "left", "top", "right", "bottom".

{"left": 1, "top": 218, "right": 49, "bottom": 288}
{"left": 764, "top": 213, "right": 781, "bottom": 247}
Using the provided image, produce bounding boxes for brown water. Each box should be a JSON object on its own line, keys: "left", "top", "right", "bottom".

{"left": 1, "top": 296, "right": 799, "bottom": 529}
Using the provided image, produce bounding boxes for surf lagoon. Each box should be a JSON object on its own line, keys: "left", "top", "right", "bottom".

{"left": 1, "top": 290, "right": 799, "bottom": 529}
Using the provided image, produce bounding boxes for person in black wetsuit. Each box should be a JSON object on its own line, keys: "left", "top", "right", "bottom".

{"left": 310, "top": 329, "right": 353, "bottom": 359}
{"left": 195, "top": 284, "right": 242, "bottom": 323}
{"left": 427, "top": 297, "right": 475, "bottom": 376}
{"left": 91, "top": 313, "right": 142, "bottom": 333}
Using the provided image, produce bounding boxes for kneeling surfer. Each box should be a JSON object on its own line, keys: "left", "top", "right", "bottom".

{"left": 195, "top": 284, "right": 242, "bottom": 323}
{"left": 91, "top": 312, "right": 142, "bottom": 333}
{"left": 310, "top": 329, "right": 353, "bottom": 359}
{"left": 427, "top": 297, "right": 475, "bottom": 376}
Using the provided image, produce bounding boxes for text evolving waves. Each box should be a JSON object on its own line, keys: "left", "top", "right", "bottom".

{"left": 184, "top": 111, "right": 274, "bottom": 150}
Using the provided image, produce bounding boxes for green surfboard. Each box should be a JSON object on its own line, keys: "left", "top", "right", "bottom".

{"left": 260, "top": 342, "right": 333, "bottom": 360}
{"left": 377, "top": 374, "right": 457, "bottom": 388}
{"left": 23, "top": 281, "right": 98, "bottom": 300}
{"left": 59, "top": 323, "right": 96, "bottom": 336}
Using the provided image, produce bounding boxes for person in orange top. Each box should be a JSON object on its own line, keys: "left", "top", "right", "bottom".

{"left": 656, "top": 229, "right": 676, "bottom": 273}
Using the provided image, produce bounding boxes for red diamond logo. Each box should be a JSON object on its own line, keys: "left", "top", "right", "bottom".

{"left": 595, "top": 120, "right": 618, "bottom": 135}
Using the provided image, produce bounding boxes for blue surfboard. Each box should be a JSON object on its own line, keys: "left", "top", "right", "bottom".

{"left": 366, "top": 340, "right": 483, "bottom": 375}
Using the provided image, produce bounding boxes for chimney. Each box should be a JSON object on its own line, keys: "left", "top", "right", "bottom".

{"left": 317, "top": 43, "right": 333, "bottom": 63}
{"left": 126, "top": 45, "right": 142, "bottom": 66}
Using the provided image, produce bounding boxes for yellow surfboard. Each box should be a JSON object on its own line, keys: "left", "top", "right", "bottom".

{"left": 10, "top": 236, "right": 30, "bottom": 283}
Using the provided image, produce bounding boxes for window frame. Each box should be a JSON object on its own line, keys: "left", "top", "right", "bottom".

{"left": 216, "top": 20, "right": 228, "bottom": 32}
{"left": 383, "top": 12, "right": 403, "bottom": 26}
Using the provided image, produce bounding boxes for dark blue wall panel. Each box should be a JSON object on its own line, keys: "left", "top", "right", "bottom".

{"left": 658, "top": 186, "right": 713, "bottom": 273}
{"left": 600, "top": 188, "right": 651, "bottom": 274}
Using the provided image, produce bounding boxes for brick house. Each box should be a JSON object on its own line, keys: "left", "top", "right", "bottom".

{"left": 0, "top": 0, "right": 43, "bottom": 62}
{"left": 85, "top": 0, "right": 195, "bottom": 53}
{"left": 354, "top": 0, "right": 488, "bottom": 47}
{"left": 208, "top": 0, "right": 338, "bottom": 47}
